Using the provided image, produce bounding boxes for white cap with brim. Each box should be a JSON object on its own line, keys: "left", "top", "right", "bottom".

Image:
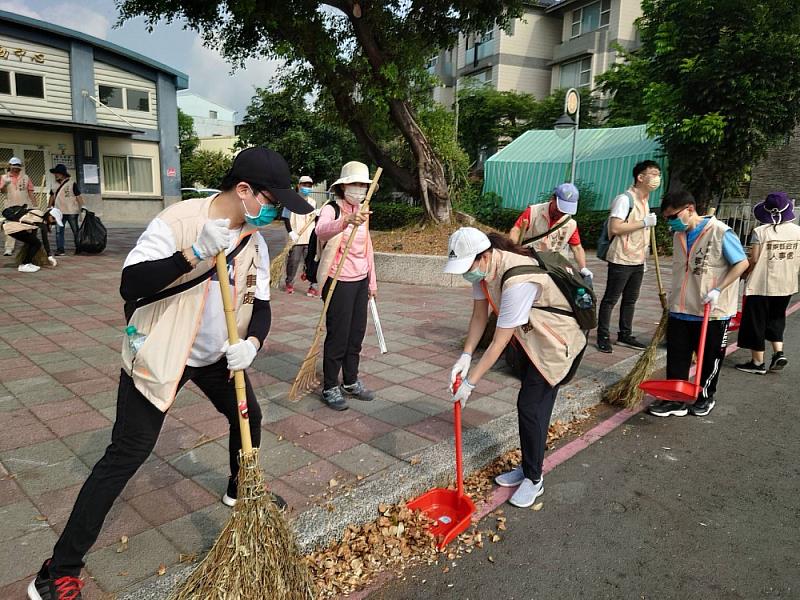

{"left": 48, "top": 207, "right": 64, "bottom": 227}
{"left": 443, "top": 227, "right": 491, "bottom": 274}
{"left": 298, "top": 175, "right": 313, "bottom": 184}
{"left": 554, "top": 182, "right": 579, "bottom": 215}
{"left": 8, "top": 157, "right": 22, "bottom": 166}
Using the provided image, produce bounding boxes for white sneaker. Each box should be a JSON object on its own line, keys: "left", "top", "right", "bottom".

{"left": 509, "top": 477, "right": 544, "bottom": 508}
{"left": 222, "top": 493, "right": 236, "bottom": 507}
{"left": 28, "top": 264, "right": 41, "bottom": 272}
{"left": 494, "top": 466, "right": 525, "bottom": 487}
{"left": 18, "top": 263, "right": 39, "bottom": 273}
{"left": 47, "top": 256, "right": 57, "bottom": 267}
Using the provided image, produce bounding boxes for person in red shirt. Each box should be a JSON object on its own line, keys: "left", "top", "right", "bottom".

{"left": 508, "top": 183, "right": 592, "bottom": 284}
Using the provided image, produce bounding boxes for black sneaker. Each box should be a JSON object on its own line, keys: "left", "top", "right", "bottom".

{"left": 735, "top": 360, "right": 766, "bottom": 375}
{"left": 648, "top": 400, "right": 689, "bottom": 417}
{"left": 322, "top": 387, "right": 349, "bottom": 411}
{"left": 222, "top": 477, "right": 287, "bottom": 509}
{"left": 689, "top": 397, "right": 715, "bottom": 417}
{"left": 55, "top": 250, "right": 65, "bottom": 256}
{"left": 341, "top": 380, "right": 374, "bottom": 401}
{"left": 617, "top": 334, "right": 647, "bottom": 350}
{"left": 28, "top": 560, "right": 84, "bottom": 600}
{"left": 597, "top": 337, "right": 613, "bottom": 353}
{"left": 769, "top": 352, "right": 788, "bottom": 372}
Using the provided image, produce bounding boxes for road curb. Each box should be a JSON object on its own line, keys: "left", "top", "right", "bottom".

{"left": 119, "top": 347, "right": 665, "bottom": 599}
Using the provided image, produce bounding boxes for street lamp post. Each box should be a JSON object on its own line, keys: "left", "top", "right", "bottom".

{"left": 554, "top": 87, "right": 581, "bottom": 184}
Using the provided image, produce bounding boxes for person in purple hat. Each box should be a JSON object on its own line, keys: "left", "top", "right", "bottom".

{"left": 735, "top": 192, "right": 800, "bottom": 375}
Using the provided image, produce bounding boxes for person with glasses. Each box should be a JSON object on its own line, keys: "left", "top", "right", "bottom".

{"left": 27, "top": 148, "right": 313, "bottom": 600}
{"left": 648, "top": 190, "right": 749, "bottom": 418}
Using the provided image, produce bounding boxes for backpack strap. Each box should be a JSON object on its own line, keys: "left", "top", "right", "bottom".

{"left": 124, "top": 234, "right": 252, "bottom": 323}
{"left": 520, "top": 215, "right": 573, "bottom": 247}
{"left": 499, "top": 263, "right": 576, "bottom": 318}
{"left": 621, "top": 191, "right": 635, "bottom": 222}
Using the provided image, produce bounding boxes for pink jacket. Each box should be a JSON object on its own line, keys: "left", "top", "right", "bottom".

{"left": 316, "top": 200, "right": 377, "bottom": 292}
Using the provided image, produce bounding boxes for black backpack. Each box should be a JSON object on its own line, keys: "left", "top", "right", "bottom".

{"left": 304, "top": 201, "right": 340, "bottom": 285}
{"left": 596, "top": 191, "right": 634, "bottom": 261}
{"left": 501, "top": 250, "right": 598, "bottom": 331}
{"left": 2, "top": 204, "right": 28, "bottom": 222}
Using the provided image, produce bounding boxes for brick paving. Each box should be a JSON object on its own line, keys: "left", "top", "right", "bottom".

{"left": 0, "top": 223, "right": 672, "bottom": 597}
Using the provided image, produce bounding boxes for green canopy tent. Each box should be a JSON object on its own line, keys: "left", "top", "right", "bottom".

{"left": 483, "top": 124, "right": 666, "bottom": 212}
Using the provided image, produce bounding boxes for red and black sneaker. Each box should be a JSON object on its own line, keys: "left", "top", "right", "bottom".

{"left": 28, "top": 560, "right": 84, "bottom": 600}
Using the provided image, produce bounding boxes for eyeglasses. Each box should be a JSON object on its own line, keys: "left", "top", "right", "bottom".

{"left": 666, "top": 205, "right": 689, "bottom": 219}
{"left": 253, "top": 188, "right": 282, "bottom": 210}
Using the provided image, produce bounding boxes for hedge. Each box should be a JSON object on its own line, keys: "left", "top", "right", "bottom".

{"left": 369, "top": 202, "right": 425, "bottom": 230}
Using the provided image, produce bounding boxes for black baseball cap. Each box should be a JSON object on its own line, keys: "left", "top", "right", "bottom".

{"left": 227, "top": 147, "right": 313, "bottom": 214}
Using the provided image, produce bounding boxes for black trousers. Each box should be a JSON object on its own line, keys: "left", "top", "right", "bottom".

{"left": 598, "top": 262, "right": 645, "bottom": 339}
{"left": 517, "top": 360, "right": 560, "bottom": 482}
{"left": 50, "top": 360, "right": 261, "bottom": 577}
{"left": 666, "top": 316, "right": 730, "bottom": 402}
{"left": 12, "top": 227, "right": 50, "bottom": 263}
{"left": 737, "top": 295, "right": 792, "bottom": 352}
{"left": 322, "top": 277, "right": 369, "bottom": 390}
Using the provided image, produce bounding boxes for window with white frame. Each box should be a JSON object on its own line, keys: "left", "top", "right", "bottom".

{"left": 559, "top": 57, "right": 592, "bottom": 89}
{"left": 209, "top": 110, "right": 218, "bottom": 119}
{"left": 571, "top": 0, "right": 611, "bottom": 38}
{"left": 102, "top": 155, "right": 155, "bottom": 194}
{"left": 98, "top": 84, "right": 151, "bottom": 112}
{"left": 0, "top": 69, "right": 45, "bottom": 98}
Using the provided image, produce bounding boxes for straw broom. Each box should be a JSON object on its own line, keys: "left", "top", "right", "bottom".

{"left": 269, "top": 213, "right": 319, "bottom": 288}
{"left": 290, "top": 168, "right": 383, "bottom": 400}
{"left": 169, "top": 251, "right": 314, "bottom": 600}
{"left": 603, "top": 226, "right": 668, "bottom": 409}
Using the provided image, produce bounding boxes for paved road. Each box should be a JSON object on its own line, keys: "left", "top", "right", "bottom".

{"left": 371, "top": 311, "right": 800, "bottom": 600}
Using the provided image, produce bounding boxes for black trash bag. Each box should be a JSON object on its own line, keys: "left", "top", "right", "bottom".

{"left": 77, "top": 208, "right": 107, "bottom": 254}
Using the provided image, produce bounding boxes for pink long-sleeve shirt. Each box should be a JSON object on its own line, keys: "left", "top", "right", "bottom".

{"left": 315, "top": 200, "right": 377, "bottom": 292}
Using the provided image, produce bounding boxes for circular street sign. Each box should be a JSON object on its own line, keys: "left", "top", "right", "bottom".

{"left": 566, "top": 89, "right": 579, "bottom": 115}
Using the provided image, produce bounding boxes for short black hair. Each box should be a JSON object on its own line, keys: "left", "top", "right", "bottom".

{"left": 660, "top": 190, "right": 696, "bottom": 213}
{"left": 633, "top": 160, "right": 661, "bottom": 181}
{"left": 219, "top": 175, "right": 260, "bottom": 193}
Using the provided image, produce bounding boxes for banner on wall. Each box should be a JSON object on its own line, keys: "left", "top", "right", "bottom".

{"left": 51, "top": 154, "right": 75, "bottom": 170}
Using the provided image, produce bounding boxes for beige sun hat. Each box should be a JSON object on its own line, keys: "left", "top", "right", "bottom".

{"left": 329, "top": 161, "right": 372, "bottom": 193}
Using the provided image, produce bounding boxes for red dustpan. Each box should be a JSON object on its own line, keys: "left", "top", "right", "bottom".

{"left": 407, "top": 378, "right": 476, "bottom": 549}
{"left": 729, "top": 294, "right": 746, "bottom": 332}
{"left": 639, "top": 303, "right": 711, "bottom": 403}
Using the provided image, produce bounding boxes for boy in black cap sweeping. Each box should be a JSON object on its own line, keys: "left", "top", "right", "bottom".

{"left": 28, "top": 148, "right": 313, "bottom": 600}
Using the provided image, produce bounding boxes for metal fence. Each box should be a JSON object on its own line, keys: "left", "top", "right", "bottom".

{"left": 716, "top": 198, "right": 755, "bottom": 245}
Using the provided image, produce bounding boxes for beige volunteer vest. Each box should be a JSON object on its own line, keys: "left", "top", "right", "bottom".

{"left": 316, "top": 199, "right": 373, "bottom": 288}
{"left": 2, "top": 208, "right": 46, "bottom": 236}
{"left": 290, "top": 197, "right": 317, "bottom": 245}
{"left": 670, "top": 217, "right": 739, "bottom": 318}
{"left": 54, "top": 178, "right": 81, "bottom": 214}
{"left": 745, "top": 222, "right": 800, "bottom": 297}
{"left": 521, "top": 203, "right": 577, "bottom": 257}
{"left": 482, "top": 250, "right": 587, "bottom": 387}
{"left": 606, "top": 190, "right": 650, "bottom": 266}
{"left": 122, "top": 196, "right": 260, "bottom": 412}
{"left": 3, "top": 173, "right": 31, "bottom": 207}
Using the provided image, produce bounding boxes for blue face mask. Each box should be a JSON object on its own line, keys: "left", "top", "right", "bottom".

{"left": 299, "top": 187, "right": 312, "bottom": 197}
{"left": 462, "top": 268, "right": 488, "bottom": 283}
{"left": 243, "top": 190, "right": 279, "bottom": 227}
{"left": 668, "top": 216, "right": 688, "bottom": 232}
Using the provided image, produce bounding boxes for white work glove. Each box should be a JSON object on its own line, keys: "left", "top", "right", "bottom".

{"left": 222, "top": 339, "right": 258, "bottom": 371}
{"left": 452, "top": 378, "right": 475, "bottom": 408}
{"left": 702, "top": 288, "right": 721, "bottom": 310}
{"left": 449, "top": 352, "right": 472, "bottom": 393}
{"left": 643, "top": 213, "right": 657, "bottom": 228}
{"left": 193, "top": 218, "right": 232, "bottom": 260}
{"left": 289, "top": 231, "right": 300, "bottom": 243}
{"left": 580, "top": 267, "right": 593, "bottom": 280}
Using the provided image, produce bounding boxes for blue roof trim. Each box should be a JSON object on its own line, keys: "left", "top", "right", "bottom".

{"left": 0, "top": 9, "right": 189, "bottom": 90}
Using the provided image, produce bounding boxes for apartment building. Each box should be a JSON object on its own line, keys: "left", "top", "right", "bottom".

{"left": 429, "top": 0, "right": 642, "bottom": 107}
{"left": 0, "top": 10, "right": 187, "bottom": 221}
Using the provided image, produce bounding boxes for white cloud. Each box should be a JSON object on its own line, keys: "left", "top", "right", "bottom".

{"left": 0, "top": 2, "right": 110, "bottom": 39}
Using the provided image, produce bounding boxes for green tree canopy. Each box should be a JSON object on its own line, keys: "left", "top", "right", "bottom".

{"left": 178, "top": 108, "right": 199, "bottom": 158}
{"left": 598, "top": 0, "right": 800, "bottom": 208}
{"left": 117, "top": 0, "right": 526, "bottom": 222}
{"left": 181, "top": 149, "right": 232, "bottom": 189}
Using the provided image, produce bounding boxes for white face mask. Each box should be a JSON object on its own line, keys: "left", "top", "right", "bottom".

{"left": 344, "top": 185, "right": 367, "bottom": 205}
{"left": 645, "top": 174, "right": 661, "bottom": 191}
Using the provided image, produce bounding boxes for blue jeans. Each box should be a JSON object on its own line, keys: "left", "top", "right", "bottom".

{"left": 56, "top": 213, "right": 79, "bottom": 253}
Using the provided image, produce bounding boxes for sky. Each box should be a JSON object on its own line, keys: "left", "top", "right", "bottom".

{"left": 1, "top": 0, "right": 284, "bottom": 121}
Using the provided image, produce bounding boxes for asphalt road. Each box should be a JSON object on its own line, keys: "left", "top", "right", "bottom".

{"left": 371, "top": 311, "right": 800, "bottom": 600}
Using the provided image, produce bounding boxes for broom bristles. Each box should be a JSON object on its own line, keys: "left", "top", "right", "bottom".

{"left": 289, "top": 341, "right": 321, "bottom": 401}
{"left": 603, "top": 309, "right": 669, "bottom": 409}
{"left": 270, "top": 244, "right": 292, "bottom": 289}
{"left": 169, "top": 449, "right": 314, "bottom": 600}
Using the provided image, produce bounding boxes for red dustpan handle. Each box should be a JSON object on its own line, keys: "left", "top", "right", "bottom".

{"left": 452, "top": 376, "right": 465, "bottom": 498}
{"left": 694, "top": 303, "right": 711, "bottom": 388}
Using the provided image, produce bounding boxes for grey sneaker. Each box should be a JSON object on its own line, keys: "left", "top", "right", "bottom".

{"left": 322, "top": 387, "right": 349, "bottom": 411}
{"left": 509, "top": 477, "right": 544, "bottom": 508}
{"left": 494, "top": 466, "right": 525, "bottom": 488}
{"left": 341, "top": 380, "right": 374, "bottom": 401}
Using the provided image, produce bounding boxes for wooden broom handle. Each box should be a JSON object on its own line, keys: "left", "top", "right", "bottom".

{"left": 215, "top": 251, "right": 253, "bottom": 453}
{"left": 316, "top": 168, "right": 383, "bottom": 326}
{"left": 650, "top": 226, "right": 664, "bottom": 296}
